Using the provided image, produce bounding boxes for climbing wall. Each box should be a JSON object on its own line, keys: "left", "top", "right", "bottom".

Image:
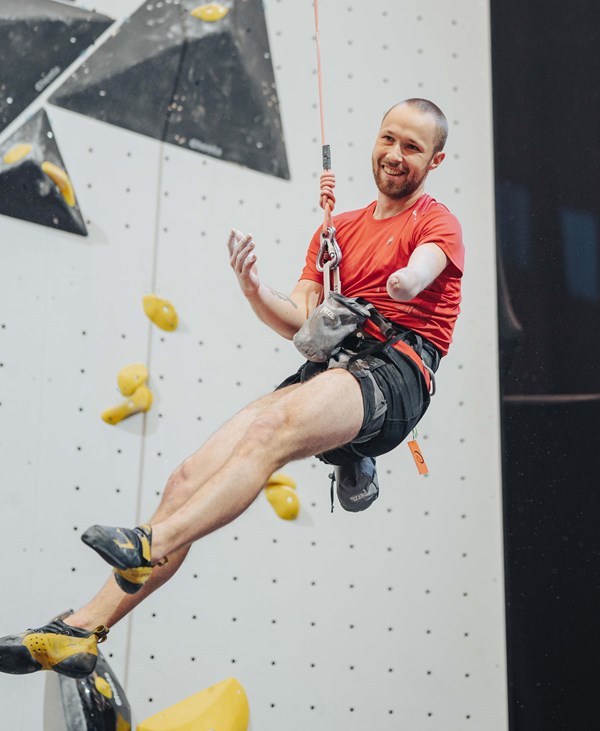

{"left": 0, "top": 1, "right": 506, "bottom": 730}
{"left": 0, "top": 0, "right": 114, "bottom": 132}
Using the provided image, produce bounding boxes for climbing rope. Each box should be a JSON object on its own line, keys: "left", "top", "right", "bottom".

{"left": 313, "top": 0, "right": 342, "bottom": 297}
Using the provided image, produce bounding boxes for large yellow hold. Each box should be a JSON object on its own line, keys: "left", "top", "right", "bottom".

{"left": 264, "top": 472, "right": 300, "bottom": 520}
{"left": 143, "top": 294, "right": 179, "bottom": 332}
{"left": 41, "top": 161, "right": 75, "bottom": 207}
{"left": 265, "top": 485, "right": 300, "bottom": 520}
{"left": 137, "top": 677, "right": 249, "bottom": 731}
{"left": 190, "top": 3, "right": 230, "bottom": 22}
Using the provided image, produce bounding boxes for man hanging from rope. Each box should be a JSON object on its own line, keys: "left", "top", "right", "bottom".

{"left": 0, "top": 98, "right": 464, "bottom": 679}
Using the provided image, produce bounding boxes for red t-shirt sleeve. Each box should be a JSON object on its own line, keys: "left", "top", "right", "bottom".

{"left": 414, "top": 207, "right": 464, "bottom": 277}
{"left": 299, "top": 226, "right": 323, "bottom": 283}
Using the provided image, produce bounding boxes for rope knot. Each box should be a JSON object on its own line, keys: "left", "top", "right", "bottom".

{"left": 319, "top": 170, "right": 336, "bottom": 230}
{"left": 319, "top": 171, "right": 336, "bottom": 212}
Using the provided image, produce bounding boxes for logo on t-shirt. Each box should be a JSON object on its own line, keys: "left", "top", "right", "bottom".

{"left": 386, "top": 236, "right": 394, "bottom": 246}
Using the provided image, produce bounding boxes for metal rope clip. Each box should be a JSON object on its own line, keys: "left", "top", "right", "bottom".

{"left": 423, "top": 363, "right": 437, "bottom": 397}
{"left": 316, "top": 226, "right": 342, "bottom": 273}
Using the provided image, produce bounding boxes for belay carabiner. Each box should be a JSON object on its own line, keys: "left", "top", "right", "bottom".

{"left": 316, "top": 226, "right": 342, "bottom": 296}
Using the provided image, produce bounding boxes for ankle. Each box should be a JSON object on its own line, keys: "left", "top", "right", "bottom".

{"left": 62, "top": 613, "right": 98, "bottom": 632}
{"left": 150, "top": 525, "right": 170, "bottom": 563}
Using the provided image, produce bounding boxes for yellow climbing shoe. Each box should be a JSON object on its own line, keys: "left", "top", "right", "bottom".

{"left": 81, "top": 523, "right": 166, "bottom": 594}
{"left": 0, "top": 616, "right": 108, "bottom": 679}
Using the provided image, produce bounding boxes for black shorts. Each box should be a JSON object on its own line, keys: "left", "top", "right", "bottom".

{"left": 277, "top": 336, "right": 435, "bottom": 466}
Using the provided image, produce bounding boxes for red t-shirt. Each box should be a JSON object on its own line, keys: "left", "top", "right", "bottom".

{"left": 300, "top": 194, "right": 464, "bottom": 356}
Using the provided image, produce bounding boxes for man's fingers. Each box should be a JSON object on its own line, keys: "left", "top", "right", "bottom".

{"left": 228, "top": 229, "right": 259, "bottom": 290}
{"left": 241, "top": 251, "right": 257, "bottom": 275}
{"left": 227, "top": 229, "right": 237, "bottom": 256}
{"left": 227, "top": 229, "right": 249, "bottom": 254}
{"left": 229, "top": 232, "right": 251, "bottom": 259}
{"left": 232, "top": 237, "right": 255, "bottom": 273}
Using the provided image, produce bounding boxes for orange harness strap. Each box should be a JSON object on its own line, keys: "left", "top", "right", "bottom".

{"left": 391, "top": 339, "right": 434, "bottom": 393}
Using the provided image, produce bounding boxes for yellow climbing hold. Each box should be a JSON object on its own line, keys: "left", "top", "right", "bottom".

{"left": 266, "top": 472, "right": 297, "bottom": 489}
{"left": 190, "top": 2, "right": 230, "bottom": 22}
{"left": 41, "top": 161, "right": 75, "bottom": 207}
{"left": 101, "top": 384, "right": 153, "bottom": 425}
{"left": 94, "top": 676, "right": 113, "bottom": 699}
{"left": 137, "top": 677, "right": 249, "bottom": 731}
{"left": 143, "top": 294, "right": 179, "bottom": 332}
{"left": 117, "top": 363, "right": 149, "bottom": 396}
{"left": 265, "top": 484, "right": 300, "bottom": 521}
{"left": 3, "top": 143, "right": 33, "bottom": 165}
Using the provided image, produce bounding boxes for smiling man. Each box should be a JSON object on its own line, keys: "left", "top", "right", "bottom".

{"left": 0, "top": 98, "right": 464, "bottom": 680}
{"left": 374, "top": 100, "right": 447, "bottom": 201}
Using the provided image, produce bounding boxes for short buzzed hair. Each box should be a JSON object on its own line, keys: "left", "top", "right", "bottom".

{"left": 382, "top": 98, "right": 448, "bottom": 153}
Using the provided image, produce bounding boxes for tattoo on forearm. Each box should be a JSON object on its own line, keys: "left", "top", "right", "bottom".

{"left": 268, "top": 287, "right": 299, "bottom": 308}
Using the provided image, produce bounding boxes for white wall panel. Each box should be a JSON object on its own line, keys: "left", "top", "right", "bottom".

{"left": 0, "top": 88, "right": 161, "bottom": 727}
{"left": 0, "top": 1, "right": 506, "bottom": 730}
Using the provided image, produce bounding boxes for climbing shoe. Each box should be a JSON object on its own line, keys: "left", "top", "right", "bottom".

{"left": 333, "top": 456, "right": 379, "bottom": 512}
{"left": 0, "top": 613, "right": 108, "bottom": 679}
{"left": 81, "top": 523, "right": 165, "bottom": 594}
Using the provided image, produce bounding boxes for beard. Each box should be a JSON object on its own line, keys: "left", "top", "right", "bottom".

{"left": 372, "top": 158, "right": 429, "bottom": 200}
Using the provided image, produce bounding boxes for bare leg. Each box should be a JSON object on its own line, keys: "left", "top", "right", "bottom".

{"left": 67, "top": 384, "right": 302, "bottom": 630}
{"left": 149, "top": 368, "right": 364, "bottom": 559}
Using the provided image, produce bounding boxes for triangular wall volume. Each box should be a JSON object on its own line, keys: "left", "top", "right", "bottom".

{"left": 50, "top": 0, "right": 289, "bottom": 179}
{"left": 0, "top": 0, "right": 114, "bottom": 133}
{"left": 0, "top": 108, "right": 88, "bottom": 236}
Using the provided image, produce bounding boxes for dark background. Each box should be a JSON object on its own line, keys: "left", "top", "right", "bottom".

{"left": 491, "top": 0, "right": 600, "bottom": 729}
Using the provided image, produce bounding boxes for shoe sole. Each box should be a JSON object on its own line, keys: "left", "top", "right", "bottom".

{"left": 0, "top": 637, "right": 97, "bottom": 679}
{"left": 0, "top": 642, "right": 42, "bottom": 675}
{"left": 114, "top": 570, "right": 147, "bottom": 595}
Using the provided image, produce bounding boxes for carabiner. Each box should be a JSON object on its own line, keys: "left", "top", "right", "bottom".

{"left": 316, "top": 226, "right": 342, "bottom": 272}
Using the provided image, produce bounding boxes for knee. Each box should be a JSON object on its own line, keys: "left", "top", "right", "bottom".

{"left": 162, "top": 460, "right": 197, "bottom": 509}
{"left": 245, "top": 409, "right": 291, "bottom": 452}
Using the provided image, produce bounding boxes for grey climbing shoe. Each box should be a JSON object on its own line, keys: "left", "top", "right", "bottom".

{"left": 334, "top": 456, "right": 379, "bottom": 512}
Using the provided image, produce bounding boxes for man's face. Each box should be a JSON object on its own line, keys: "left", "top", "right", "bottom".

{"left": 371, "top": 104, "right": 444, "bottom": 200}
